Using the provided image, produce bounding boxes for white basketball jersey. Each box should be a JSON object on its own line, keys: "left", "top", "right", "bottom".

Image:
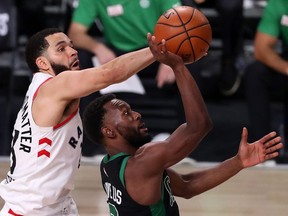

{"left": 0, "top": 73, "right": 83, "bottom": 215}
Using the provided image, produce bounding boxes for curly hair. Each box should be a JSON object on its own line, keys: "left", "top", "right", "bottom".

{"left": 82, "top": 94, "right": 116, "bottom": 145}
{"left": 25, "top": 28, "right": 62, "bottom": 74}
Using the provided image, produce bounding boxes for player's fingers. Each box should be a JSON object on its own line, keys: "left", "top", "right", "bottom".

{"left": 265, "top": 151, "right": 279, "bottom": 160}
{"left": 259, "top": 131, "right": 277, "bottom": 144}
{"left": 161, "top": 39, "right": 167, "bottom": 53}
{"left": 265, "top": 142, "right": 283, "bottom": 154}
{"left": 263, "top": 135, "right": 281, "bottom": 148}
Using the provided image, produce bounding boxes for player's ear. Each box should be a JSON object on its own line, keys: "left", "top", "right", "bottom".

{"left": 36, "top": 56, "right": 49, "bottom": 71}
{"left": 102, "top": 127, "right": 115, "bottom": 138}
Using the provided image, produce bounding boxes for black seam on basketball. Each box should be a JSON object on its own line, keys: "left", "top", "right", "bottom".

{"left": 172, "top": 7, "right": 194, "bottom": 25}
{"left": 185, "top": 23, "right": 210, "bottom": 32}
{"left": 188, "top": 36, "right": 210, "bottom": 46}
{"left": 188, "top": 24, "right": 211, "bottom": 45}
{"left": 156, "top": 17, "right": 210, "bottom": 30}
{"left": 175, "top": 8, "right": 196, "bottom": 62}
{"left": 175, "top": 38, "right": 187, "bottom": 54}
{"left": 156, "top": 22, "right": 186, "bottom": 28}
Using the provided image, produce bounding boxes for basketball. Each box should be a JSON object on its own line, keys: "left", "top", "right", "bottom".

{"left": 154, "top": 6, "right": 212, "bottom": 64}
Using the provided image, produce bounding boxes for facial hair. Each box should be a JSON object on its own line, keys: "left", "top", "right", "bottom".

{"left": 51, "top": 62, "right": 70, "bottom": 75}
{"left": 118, "top": 126, "right": 152, "bottom": 148}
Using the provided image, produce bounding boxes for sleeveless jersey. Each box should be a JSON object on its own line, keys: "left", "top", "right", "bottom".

{"left": 100, "top": 153, "right": 179, "bottom": 216}
{"left": 0, "top": 73, "right": 83, "bottom": 215}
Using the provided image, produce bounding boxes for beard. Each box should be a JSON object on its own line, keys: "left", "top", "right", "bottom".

{"left": 50, "top": 63, "right": 70, "bottom": 75}
{"left": 118, "top": 126, "right": 152, "bottom": 148}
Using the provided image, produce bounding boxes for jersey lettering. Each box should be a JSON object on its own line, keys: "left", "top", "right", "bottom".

{"left": 164, "top": 175, "right": 175, "bottom": 206}
{"left": 19, "top": 98, "right": 32, "bottom": 153}
{"left": 5, "top": 174, "right": 15, "bottom": 183}
{"left": 19, "top": 144, "right": 31, "bottom": 153}
{"left": 69, "top": 137, "right": 78, "bottom": 148}
{"left": 68, "top": 126, "right": 83, "bottom": 148}
{"left": 104, "top": 182, "right": 122, "bottom": 205}
{"left": 77, "top": 125, "right": 83, "bottom": 139}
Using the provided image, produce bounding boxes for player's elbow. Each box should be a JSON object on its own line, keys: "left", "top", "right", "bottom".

{"left": 199, "top": 117, "right": 213, "bottom": 142}
{"left": 199, "top": 116, "right": 213, "bottom": 137}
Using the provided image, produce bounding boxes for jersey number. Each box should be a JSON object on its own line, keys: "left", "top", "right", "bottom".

{"left": 10, "top": 129, "right": 19, "bottom": 174}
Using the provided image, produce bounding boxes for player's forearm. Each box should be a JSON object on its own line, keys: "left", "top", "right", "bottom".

{"left": 163, "top": 64, "right": 212, "bottom": 166}
{"left": 176, "top": 65, "right": 211, "bottom": 126}
{"left": 64, "top": 47, "right": 155, "bottom": 98}
{"left": 101, "top": 47, "right": 155, "bottom": 82}
{"left": 173, "top": 64, "right": 212, "bottom": 145}
{"left": 184, "top": 156, "right": 243, "bottom": 198}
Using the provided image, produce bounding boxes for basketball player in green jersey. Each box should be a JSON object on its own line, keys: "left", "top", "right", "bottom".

{"left": 83, "top": 35, "right": 283, "bottom": 216}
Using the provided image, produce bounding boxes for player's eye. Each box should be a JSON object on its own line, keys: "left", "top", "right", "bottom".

{"left": 58, "top": 47, "right": 64, "bottom": 52}
{"left": 123, "top": 108, "right": 131, "bottom": 116}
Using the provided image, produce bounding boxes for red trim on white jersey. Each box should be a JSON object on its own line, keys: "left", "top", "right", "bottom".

{"left": 32, "top": 77, "right": 52, "bottom": 101}
{"left": 53, "top": 109, "right": 79, "bottom": 130}
{"left": 8, "top": 209, "right": 23, "bottom": 216}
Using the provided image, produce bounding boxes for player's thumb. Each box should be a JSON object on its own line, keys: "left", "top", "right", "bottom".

{"left": 240, "top": 127, "right": 248, "bottom": 145}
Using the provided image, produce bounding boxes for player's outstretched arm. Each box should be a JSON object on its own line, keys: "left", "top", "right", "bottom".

{"left": 54, "top": 46, "right": 156, "bottom": 101}
{"left": 169, "top": 128, "right": 283, "bottom": 199}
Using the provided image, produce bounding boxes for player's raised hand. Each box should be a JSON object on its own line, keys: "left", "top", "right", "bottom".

{"left": 147, "top": 33, "right": 183, "bottom": 68}
{"left": 237, "top": 127, "right": 283, "bottom": 168}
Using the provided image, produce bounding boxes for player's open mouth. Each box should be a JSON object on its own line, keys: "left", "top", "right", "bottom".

{"left": 71, "top": 59, "right": 80, "bottom": 68}
{"left": 139, "top": 123, "right": 148, "bottom": 132}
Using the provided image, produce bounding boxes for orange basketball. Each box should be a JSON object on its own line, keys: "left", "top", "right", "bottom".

{"left": 154, "top": 6, "right": 212, "bottom": 64}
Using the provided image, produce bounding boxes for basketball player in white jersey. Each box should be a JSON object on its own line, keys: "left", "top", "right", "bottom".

{"left": 0, "top": 28, "right": 163, "bottom": 215}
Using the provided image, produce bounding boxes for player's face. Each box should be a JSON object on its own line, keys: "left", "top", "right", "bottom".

{"left": 106, "top": 99, "right": 152, "bottom": 148}
{"left": 45, "top": 33, "right": 80, "bottom": 75}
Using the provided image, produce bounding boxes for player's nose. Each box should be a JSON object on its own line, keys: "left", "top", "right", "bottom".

{"left": 133, "top": 111, "right": 141, "bottom": 120}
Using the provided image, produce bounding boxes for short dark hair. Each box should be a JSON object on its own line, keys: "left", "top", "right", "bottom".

{"left": 82, "top": 94, "right": 116, "bottom": 145}
{"left": 25, "top": 28, "right": 63, "bottom": 74}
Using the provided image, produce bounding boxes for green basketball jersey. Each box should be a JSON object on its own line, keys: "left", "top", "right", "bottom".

{"left": 100, "top": 153, "right": 179, "bottom": 216}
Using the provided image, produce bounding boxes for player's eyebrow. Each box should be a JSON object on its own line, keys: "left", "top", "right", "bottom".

{"left": 54, "top": 39, "right": 73, "bottom": 48}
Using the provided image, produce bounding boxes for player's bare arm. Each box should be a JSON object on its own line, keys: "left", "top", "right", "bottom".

{"left": 147, "top": 35, "right": 212, "bottom": 167}
{"left": 33, "top": 46, "right": 155, "bottom": 127}
{"left": 124, "top": 35, "right": 212, "bottom": 205}
{"left": 167, "top": 128, "right": 283, "bottom": 199}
